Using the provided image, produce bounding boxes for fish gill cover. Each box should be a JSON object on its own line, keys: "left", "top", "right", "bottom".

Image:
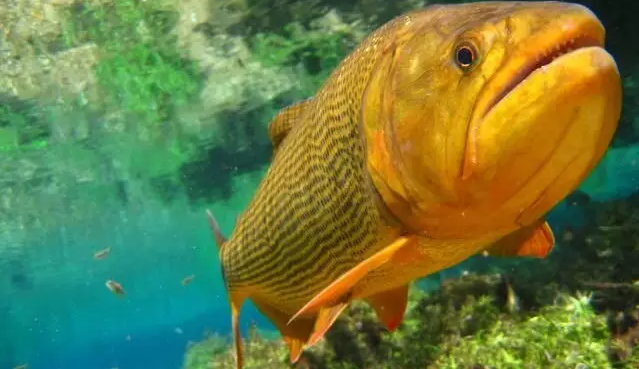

{"left": 0, "top": 0, "right": 637, "bottom": 369}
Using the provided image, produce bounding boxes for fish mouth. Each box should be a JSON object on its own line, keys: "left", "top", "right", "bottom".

{"left": 461, "top": 12, "right": 611, "bottom": 182}
{"left": 481, "top": 34, "right": 603, "bottom": 118}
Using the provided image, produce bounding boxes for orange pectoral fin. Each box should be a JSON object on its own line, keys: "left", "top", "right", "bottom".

{"left": 486, "top": 221, "right": 555, "bottom": 258}
{"left": 365, "top": 284, "right": 409, "bottom": 332}
{"left": 288, "top": 236, "right": 417, "bottom": 325}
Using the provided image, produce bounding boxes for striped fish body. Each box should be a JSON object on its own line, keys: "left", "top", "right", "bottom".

{"left": 204, "top": 15, "right": 450, "bottom": 368}
{"left": 217, "top": 16, "right": 407, "bottom": 365}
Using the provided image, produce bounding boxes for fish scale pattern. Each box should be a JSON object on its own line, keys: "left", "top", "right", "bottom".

{"left": 219, "top": 14, "right": 414, "bottom": 309}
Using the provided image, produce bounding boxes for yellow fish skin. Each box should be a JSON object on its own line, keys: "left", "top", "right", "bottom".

{"left": 207, "top": 2, "right": 622, "bottom": 368}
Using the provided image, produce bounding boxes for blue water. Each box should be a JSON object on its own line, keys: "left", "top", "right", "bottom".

{"left": 2, "top": 144, "right": 639, "bottom": 369}
{"left": 1, "top": 173, "right": 276, "bottom": 369}
{"left": 26, "top": 304, "right": 271, "bottom": 369}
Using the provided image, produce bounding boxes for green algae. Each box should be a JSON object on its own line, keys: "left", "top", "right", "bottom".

{"left": 433, "top": 293, "right": 610, "bottom": 368}
{"left": 183, "top": 334, "right": 230, "bottom": 369}
{"left": 60, "top": 0, "right": 202, "bottom": 146}
{"left": 181, "top": 279, "right": 617, "bottom": 368}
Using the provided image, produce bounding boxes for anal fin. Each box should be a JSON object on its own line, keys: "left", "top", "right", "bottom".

{"left": 365, "top": 284, "right": 409, "bottom": 331}
{"left": 485, "top": 220, "right": 555, "bottom": 258}
{"left": 307, "top": 301, "right": 350, "bottom": 346}
{"left": 288, "top": 236, "right": 417, "bottom": 324}
{"left": 251, "top": 297, "right": 315, "bottom": 363}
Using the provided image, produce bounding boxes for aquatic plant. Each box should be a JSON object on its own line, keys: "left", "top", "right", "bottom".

{"left": 183, "top": 334, "right": 231, "bottom": 369}
{"left": 433, "top": 293, "right": 610, "bottom": 368}
{"left": 250, "top": 17, "right": 359, "bottom": 89}
{"left": 0, "top": 97, "right": 50, "bottom": 152}
{"left": 181, "top": 277, "right": 615, "bottom": 368}
{"left": 60, "top": 0, "right": 202, "bottom": 133}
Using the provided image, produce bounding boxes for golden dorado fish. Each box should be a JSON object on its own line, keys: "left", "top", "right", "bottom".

{"left": 206, "top": 2, "right": 622, "bottom": 367}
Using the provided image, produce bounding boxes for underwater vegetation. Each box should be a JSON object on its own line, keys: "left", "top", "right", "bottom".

{"left": 184, "top": 283, "right": 616, "bottom": 368}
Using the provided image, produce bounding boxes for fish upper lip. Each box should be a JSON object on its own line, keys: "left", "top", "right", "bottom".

{"left": 482, "top": 34, "right": 603, "bottom": 118}
{"left": 462, "top": 14, "right": 606, "bottom": 180}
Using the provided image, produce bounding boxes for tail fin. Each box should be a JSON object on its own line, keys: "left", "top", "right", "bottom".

{"left": 206, "top": 209, "right": 244, "bottom": 368}
{"left": 230, "top": 293, "right": 246, "bottom": 369}
{"left": 206, "top": 209, "right": 227, "bottom": 249}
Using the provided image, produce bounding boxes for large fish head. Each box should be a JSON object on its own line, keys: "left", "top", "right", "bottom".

{"left": 363, "top": 2, "right": 622, "bottom": 238}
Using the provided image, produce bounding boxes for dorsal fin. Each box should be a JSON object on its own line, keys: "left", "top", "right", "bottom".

{"left": 206, "top": 209, "right": 227, "bottom": 249}
{"left": 268, "top": 98, "right": 312, "bottom": 153}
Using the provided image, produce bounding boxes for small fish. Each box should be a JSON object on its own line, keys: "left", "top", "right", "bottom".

{"left": 93, "top": 246, "right": 111, "bottom": 260}
{"left": 13, "top": 364, "right": 27, "bottom": 369}
{"left": 105, "top": 280, "right": 125, "bottom": 295}
{"left": 505, "top": 281, "right": 521, "bottom": 314}
{"left": 181, "top": 274, "right": 195, "bottom": 286}
{"left": 207, "top": 2, "right": 622, "bottom": 368}
{"left": 562, "top": 229, "right": 575, "bottom": 242}
{"left": 174, "top": 327, "right": 183, "bottom": 335}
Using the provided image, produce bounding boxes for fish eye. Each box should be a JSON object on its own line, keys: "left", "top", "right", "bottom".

{"left": 454, "top": 42, "right": 478, "bottom": 71}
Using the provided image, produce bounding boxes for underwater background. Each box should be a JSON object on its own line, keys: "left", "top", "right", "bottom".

{"left": 0, "top": 0, "right": 638, "bottom": 368}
